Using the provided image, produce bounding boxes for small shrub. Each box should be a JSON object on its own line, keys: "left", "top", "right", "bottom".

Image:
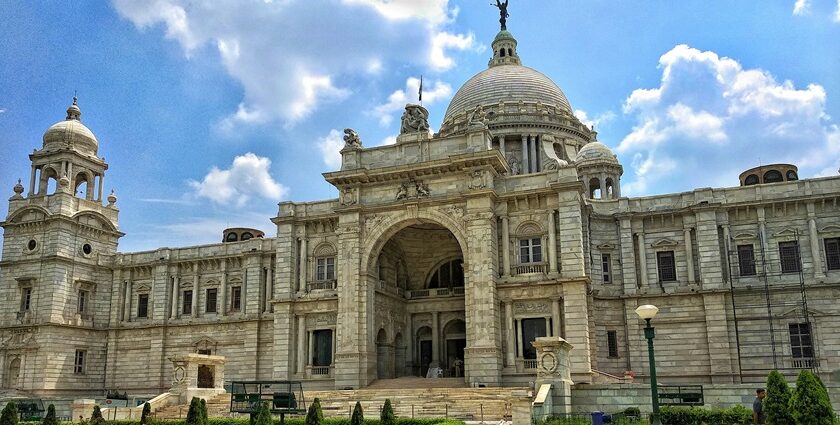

{"left": 253, "top": 402, "right": 272, "bottom": 425}
{"left": 185, "top": 398, "right": 201, "bottom": 425}
{"left": 380, "top": 400, "right": 395, "bottom": 425}
{"left": 41, "top": 405, "right": 57, "bottom": 425}
{"left": 350, "top": 402, "right": 364, "bottom": 425}
{"left": 305, "top": 403, "right": 320, "bottom": 425}
{"left": 790, "top": 369, "right": 834, "bottom": 425}
{"left": 200, "top": 399, "right": 208, "bottom": 425}
{"left": 141, "top": 402, "right": 152, "bottom": 425}
{"left": 764, "top": 370, "right": 793, "bottom": 425}
{"left": 313, "top": 398, "right": 324, "bottom": 424}
{"left": 89, "top": 406, "right": 105, "bottom": 425}
{"left": 1, "top": 402, "right": 19, "bottom": 425}
{"left": 658, "top": 405, "right": 750, "bottom": 425}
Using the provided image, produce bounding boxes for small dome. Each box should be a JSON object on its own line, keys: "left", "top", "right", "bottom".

{"left": 443, "top": 65, "right": 572, "bottom": 122}
{"left": 575, "top": 142, "right": 619, "bottom": 164}
{"left": 42, "top": 98, "right": 98, "bottom": 157}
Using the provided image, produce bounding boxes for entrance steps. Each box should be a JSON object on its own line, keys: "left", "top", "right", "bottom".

{"left": 153, "top": 383, "right": 531, "bottom": 421}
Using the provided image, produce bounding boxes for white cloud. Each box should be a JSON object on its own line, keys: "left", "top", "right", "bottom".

{"left": 112, "top": 0, "right": 478, "bottom": 126}
{"left": 617, "top": 44, "right": 837, "bottom": 195}
{"left": 374, "top": 77, "right": 452, "bottom": 126}
{"left": 835, "top": 0, "right": 840, "bottom": 21}
{"left": 574, "top": 109, "right": 616, "bottom": 129}
{"left": 317, "top": 129, "right": 345, "bottom": 170}
{"left": 430, "top": 31, "right": 479, "bottom": 71}
{"left": 381, "top": 135, "right": 397, "bottom": 145}
{"left": 0, "top": 108, "right": 6, "bottom": 114}
{"left": 188, "top": 153, "right": 288, "bottom": 206}
{"left": 793, "top": 0, "right": 811, "bottom": 15}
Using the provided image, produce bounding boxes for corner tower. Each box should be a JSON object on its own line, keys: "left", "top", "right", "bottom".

{"left": 0, "top": 98, "right": 122, "bottom": 393}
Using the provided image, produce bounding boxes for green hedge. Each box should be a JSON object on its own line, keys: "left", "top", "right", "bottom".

{"left": 658, "top": 405, "right": 752, "bottom": 425}
{"left": 22, "top": 419, "right": 462, "bottom": 425}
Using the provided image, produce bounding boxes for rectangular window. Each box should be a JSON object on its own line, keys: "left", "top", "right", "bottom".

{"left": 519, "top": 238, "right": 543, "bottom": 264}
{"left": 607, "top": 330, "right": 619, "bottom": 358}
{"left": 20, "top": 288, "right": 32, "bottom": 312}
{"left": 182, "top": 290, "right": 193, "bottom": 315}
{"left": 656, "top": 251, "right": 677, "bottom": 282}
{"left": 316, "top": 257, "right": 336, "bottom": 281}
{"left": 137, "top": 294, "right": 149, "bottom": 318}
{"left": 737, "top": 244, "right": 757, "bottom": 277}
{"left": 312, "top": 329, "right": 334, "bottom": 366}
{"left": 789, "top": 322, "right": 815, "bottom": 368}
{"left": 231, "top": 286, "right": 242, "bottom": 312}
{"left": 78, "top": 289, "right": 88, "bottom": 313}
{"left": 521, "top": 318, "right": 547, "bottom": 359}
{"left": 601, "top": 254, "right": 612, "bottom": 284}
{"left": 205, "top": 288, "right": 217, "bottom": 313}
{"left": 779, "top": 241, "right": 801, "bottom": 274}
{"left": 825, "top": 238, "right": 840, "bottom": 271}
{"left": 74, "top": 350, "right": 86, "bottom": 375}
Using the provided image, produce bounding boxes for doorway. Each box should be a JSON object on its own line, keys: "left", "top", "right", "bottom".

{"left": 197, "top": 365, "right": 214, "bottom": 388}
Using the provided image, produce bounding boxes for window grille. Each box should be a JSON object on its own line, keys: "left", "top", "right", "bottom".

{"left": 231, "top": 286, "right": 242, "bottom": 311}
{"left": 737, "top": 244, "right": 757, "bottom": 276}
{"left": 74, "top": 350, "right": 86, "bottom": 374}
{"left": 607, "top": 330, "right": 619, "bottom": 358}
{"left": 656, "top": 251, "right": 676, "bottom": 282}
{"left": 137, "top": 294, "right": 149, "bottom": 318}
{"left": 206, "top": 288, "right": 217, "bottom": 313}
{"left": 182, "top": 290, "right": 193, "bottom": 315}
{"left": 788, "top": 323, "right": 816, "bottom": 368}
{"left": 602, "top": 254, "right": 612, "bottom": 283}
{"left": 779, "top": 241, "right": 801, "bottom": 273}
{"left": 825, "top": 238, "right": 840, "bottom": 271}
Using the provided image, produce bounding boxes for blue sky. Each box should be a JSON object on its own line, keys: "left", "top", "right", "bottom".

{"left": 1, "top": 1, "right": 839, "bottom": 252}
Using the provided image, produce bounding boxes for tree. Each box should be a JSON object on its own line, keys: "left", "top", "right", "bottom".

{"left": 305, "top": 402, "right": 321, "bottom": 425}
{"left": 90, "top": 406, "right": 105, "bottom": 425}
{"left": 254, "top": 402, "right": 272, "bottom": 425}
{"left": 140, "top": 402, "right": 151, "bottom": 425}
{"left": 186, "top": 397, "right": 202, "bottom": 425}
{"left": 764, "top": 370, "right": 794, "bottom": 425}
{"left": 1, "top": 402, "right": 19, "bottom": 425}
{"left": 200, "top": 399, "right": 208, "bottom": 425}
{"left": 380, "top": 399, "right": 395, "bottom": 425}
{"left": 790, "top": 370, "right": 834, "bottom": 425}
{"left": 312, "top": 398, "right": 324, "bottom": 424}
{"left": 350, "top": 402, "right": 363, "bottom": 425}
{"left": 42, "top": 404, "right": 57, "bottom": 425}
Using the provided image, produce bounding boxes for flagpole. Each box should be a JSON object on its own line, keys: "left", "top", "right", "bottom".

{"left": 419, "top": 75, "right": 423, "bottom": 107}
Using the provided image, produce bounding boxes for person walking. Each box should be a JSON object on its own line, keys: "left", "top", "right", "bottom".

{"left": 753, "top": 388, "right": 766, "bottom": 424}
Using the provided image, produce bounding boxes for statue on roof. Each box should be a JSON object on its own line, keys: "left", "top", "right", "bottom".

{"left": 400, "top": 104, "right": 430, "bottom": 135}
{"left": 493, "top": 0, "right": 509, "bottom": 31}
{"left": 343, "top": 128, "right": 362, "bottom": 149}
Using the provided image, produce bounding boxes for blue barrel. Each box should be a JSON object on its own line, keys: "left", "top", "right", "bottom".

{"left": 591, "top": 411, "right": 604, "bottom": 425}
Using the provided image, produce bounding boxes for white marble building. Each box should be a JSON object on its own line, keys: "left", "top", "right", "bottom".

{"left": 2, "top": 28, "right": 840, "bottom": 398}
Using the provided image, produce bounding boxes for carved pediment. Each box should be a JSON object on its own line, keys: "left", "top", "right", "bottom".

{"left": 819, "top": 225, "right": 840, "bottom": 234}
{"left": 651, "top": 238, "right": 678, "bottom": 248}
{"left": 773, "top": 227, "right": 800, "bottom": 238}
{"left": 1, "top": 329, "right": 38, "bottom": 350}
{"left": 731, "top": 232, "right": 756, "bottom": 241}
{"left": 135, "top": 284, "right": 152, "bottom": 293}
{"left": 597, "top": 243, "right": 616, "bottom": 251}
{"left": 779, "top": 306, "right": 826, "bottom": 318}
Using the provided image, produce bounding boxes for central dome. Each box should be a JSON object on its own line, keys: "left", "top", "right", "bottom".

{"left": 443, "top": 65, "right": 572, "bottom": 122}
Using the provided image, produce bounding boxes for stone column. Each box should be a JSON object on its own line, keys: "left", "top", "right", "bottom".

{"left": 619, "top": 217, "right": 637, "bottom": 295}
{"left": 529, "top": 135, "right": 538, "bottom": 173}
{"left": 703, "top": 292, "right": 735, "bottom": 382}
{"left": 499, "top": 135, "right": 506, "bottom": 158}
{"left": 757, "top": 207, "right": 768, "bottom": 254}
{"left": 515, "top": 320, "right": 523, "bottom": 358}
{"left": 97, "top": 174, "right": 104, "bottom": 202}
{"left": 505, "top": 302, "right": 515, "bottom": 367}
{"left": 684, "top": 227, "right": 695, "bottom": 283}
{"left": 464, "top": 198, "right": 503, "bottom": 386}
{"left": 406, "top": 314, "right": 414, "bottom": 375}
{"left": 599, "top": 173, "right": 607, "bottom": 199}
{"left": 808, "top": 203, "right": 824, "bottom": 277}
{"left": 297, "top": 316, "right": 307, "bottom": 374}
{"left": 562, "top": 281, "right": 592, "bottom": 383}
{"left": 170, "top": 274, "right": 178, "bottom": 318}
{"left": 298, "top": 237, "right": 308, "bottom": 292}
{"left": 28, "top": 166, "right": 36, "bottom": 196}
{"left": 123, "top": 279, "right": 132, "bottom": 322}
{"left": 220, "top": 262, "right": 227, "bottom": 316}
{"left": 267, "top": 267, "right": 274, "bottom": 312}
{"left": 307, "top": 330, "right": 314, "bottom": 367}
{"left": 552, "top": 299, "right": 562, "bottom": 337}
{"left": 431, "top": 312, "right": 440, "bottom": 365}
{"left": 191, "top": 266, "right": 199, "bottom": 318}
{"left": 547, "top": 210, "right": 557, "bottom": 273}
{"left": 521, "top": 136, "right": 529, "bottom": 174}
{"left": 637, "top": 232, "right": 649, "bottom": 288}
{"left": 502, "top": 216, "right": 511, "bottom": 277}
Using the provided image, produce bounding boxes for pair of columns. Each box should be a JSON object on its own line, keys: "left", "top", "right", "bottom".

{"left": 29, "top": 163, "right": 105, "bottom": 201}
{"left": 295, "top": 316, "right": 336, "bottom": 374}
{"left": 498, "top": 135, "right": 540, "bottom": 174}
{"left": 503, "top": 299, "right": 562, "bottom": 366}
{"left": 500, "top": 210, "right": 557, "bottom": 277}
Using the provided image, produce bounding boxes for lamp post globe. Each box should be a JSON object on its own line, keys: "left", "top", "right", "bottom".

{"left": 636, "top": 304, "right": 661, "bottom": 425}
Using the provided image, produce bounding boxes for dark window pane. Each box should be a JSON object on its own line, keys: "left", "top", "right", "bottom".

{"left": 737, "top": 245, "right": 757, "bottom": 276}
{"left": 602, "top": 254, "right": 611, "bottom": 283}
{"left": 521, "top": 318, "right": 547, "bottom": 359}
{"left": 657, "top": 251, "right": 676, "bottom": 282}
{"left": 206, "top": 288, "right": 217, "bottom": 313}
{"left": 779, "top": 241, "right": 801, "bottom": 273}
{"left": 231, "top": 287, "right": 241, "bottom": 311}
{"left": 313, "top": 329, "right": 333, "bottom": 366}
{"left": 825, "top": 238, "right": 840, "bottom": 271}
{"left": 607, "top": 330, "right": 618, "bottom": 358}
{"left": 138, "top": 294, "right": 149, "bottom": 318}
{"left": 183, "top": 291, "right": 193, "bottom": 315}
{"left": 452, "top": 260, "right": 464, "bottom": 287}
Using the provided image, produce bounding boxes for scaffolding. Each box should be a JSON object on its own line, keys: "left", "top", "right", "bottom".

{"left": 726, "top": 229, "right": 818, "bottom": 383}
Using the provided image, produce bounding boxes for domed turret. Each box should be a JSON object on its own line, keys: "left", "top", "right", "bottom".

{"left": 42, "top": 97, "right": 99, "bottom": 157}
{"left": 575, "top": 139, "right": 623, "bottom": 200}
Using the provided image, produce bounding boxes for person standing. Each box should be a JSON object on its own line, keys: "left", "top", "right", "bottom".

{"left": 753, "top": 388, "right": 766, "bottom": 424}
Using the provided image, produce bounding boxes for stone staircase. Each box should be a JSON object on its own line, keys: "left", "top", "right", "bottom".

{"left": 153, "top": 379, "right": 531, "bottom": 421}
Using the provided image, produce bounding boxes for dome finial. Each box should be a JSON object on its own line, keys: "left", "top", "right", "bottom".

{"left": 66, "top": 95, "right": 81, "bottom": 121}
{"left": 492, "top": 0, "right": 510, "bottom": 31}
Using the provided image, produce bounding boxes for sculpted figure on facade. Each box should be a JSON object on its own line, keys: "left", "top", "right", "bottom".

{"left": 343, "top": 128, "right": 363, "bottom": 149}
{"left": 400, "top": 104, "right": 430, "bottom": 134}
{"left": 467, "top": 104, "right": 489, "bottom": 129}
{"left": 508, "top": 154, "right": 521, "bottom": 175}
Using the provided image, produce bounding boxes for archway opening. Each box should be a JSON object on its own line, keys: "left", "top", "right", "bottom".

{"left": 6, "top": 358, "right": 21, "bottom": 388}
{"left": 443, "top": 320, "right": 466, "bottom": 377}
{"left": 416, "top": 326, "right": 433, "bottom": 378}
{"left": 589, "top": 177, "right": 601, "bottom": 199}
{"left": 376, "top": 328, "right": 391, "bottom": 379}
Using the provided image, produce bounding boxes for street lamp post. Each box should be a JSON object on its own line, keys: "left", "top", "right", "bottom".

{"left": 636, "top": 304, "right": 661, "bottom": 425}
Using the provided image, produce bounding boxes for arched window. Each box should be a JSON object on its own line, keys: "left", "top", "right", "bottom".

{"left": 500, "top": 48, "right": 506, "bottom": 57}
{"left": 763, "top": 170, "right": 783, "bottom": 183}
{"left": 744, "top": 174, "right": 759, "bottom": 186}
{"left": 225, "top": 233, "right": 238, "bottom": 242}
{"left": 507, "top": 48, "right": 513, "bottom": 56}
{"left": 786, "top": 170, "right": 798, "bottom": 181}
{"left": 428, "top": 258, "right": 464, "bottom": 289}
{"left": 605, "top": 178, "right": 615, "bottom": 199}
{"left": 241, "top": 232, "right": 253, "bottom": 241}
{"left": 589, "top": 177, "right": 601, "bottom": 199}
